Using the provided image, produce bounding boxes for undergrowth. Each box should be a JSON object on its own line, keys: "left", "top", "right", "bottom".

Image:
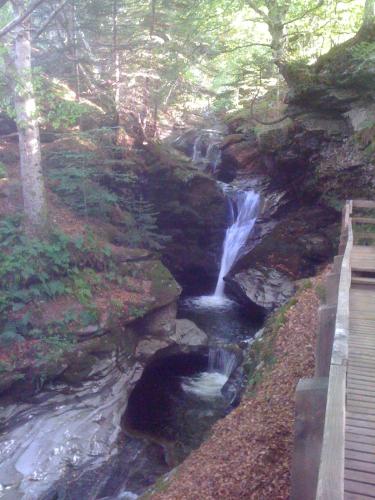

{"left": 244, "top": 296, "right": 298, "bottom": 392}
{"left": 0, "top": 215, "right": 110, "bottom": 348}
{"left": 46, "top": 133, "right": 169, "bottom": 251}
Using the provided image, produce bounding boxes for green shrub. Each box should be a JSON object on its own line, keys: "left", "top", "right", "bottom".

{"left": 0, "top": 216, "right": 108, "bottom": 346}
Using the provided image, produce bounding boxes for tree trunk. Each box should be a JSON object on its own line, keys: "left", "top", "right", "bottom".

{"left": 12, "top": 2, "right": 47, "bottom": 231}
{"left": 363, "top": 0, "right": 375, "bottom": 28}
{"left": 112, "top": 0, "right": 120, "bottom": 111}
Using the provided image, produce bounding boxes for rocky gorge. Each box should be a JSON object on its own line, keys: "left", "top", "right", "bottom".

{"left": 0, "top": 21, "right": 375, "bottom": 500}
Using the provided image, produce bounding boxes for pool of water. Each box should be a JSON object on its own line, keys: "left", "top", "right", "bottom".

{"left": 178, "top": 294, "right": 262, "bottom": 344}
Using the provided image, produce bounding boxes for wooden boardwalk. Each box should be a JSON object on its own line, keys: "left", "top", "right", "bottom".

{"left": 345, "top": 248, "right": 375, "bottom": 499}
{"left": 314, "top": 200, "right": 375, "bottom": 500}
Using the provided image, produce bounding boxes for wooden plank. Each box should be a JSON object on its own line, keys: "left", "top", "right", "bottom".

{"left": 344, "top": 493, "right": 375, "bottom": 500}
{"left": 346, "top": 432, "right": 375, "bottom": 445}
{"left": 352, "top": 200, "right": 375, "bottom": 209}
{"left": 346, "top": 404, "right": 375, "bottom": 415}
{"left": 346, "top": 426, "right": 375, "bottom": 437}
{"left": 352, "top": 217, "right": 375, "bottom": 225}
{"left": 352, "top": 276, "right": 375, "bottom": 285}
{"left": 349, "top": 352, "right": 375, "bottom": 360}
{"left": 346, "top": 448, "right": 375, "bottom": 463}
{"left": 348, "top": 387, "right": 375, "bottom": 395}
{"left": 345, "top": 469, "right": 375, "bottom": 486}
{"left": 347, "top": 394, "right": 375, "bottom": 405}
{"left": 347, "top": 418, "right": 375, "bottom": 430}
{"left": 346, "top": 459, "right": 375, "bottom": 474}
{"left": 316, "top": 364, "right": 346, "bottom": 499}
{"left": 316, "top": 206, "right": 352, "bottom": 500}
{"left": 344, "top": 479, "right": 375, "bottom": 497}
{"left": 348, "top": 377, "right": 375, "bottom": 386}
{"left": 347, "top": 411, "right": 375, "bottom": 423}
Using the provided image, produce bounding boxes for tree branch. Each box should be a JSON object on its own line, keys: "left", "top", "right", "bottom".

{"left": 246, "top": 1, "right": 268, "bottom": 21}
{"left": 283, "top": 0, "right": 324, "bottom": 26}
{"left": 0, "top": 0, "right": 47, "bottom": 37}
{"left": 33, "top": 0, "right": 69, "bottom": 40}
{"left": 218, "top": 42, "right": 271, "bottom": 54}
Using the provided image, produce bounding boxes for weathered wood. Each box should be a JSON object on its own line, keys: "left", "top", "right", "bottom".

{"left": 345, "top": 469, "right": 375, "bottom": 485}
{"left": 351, "top": 276, "right": 375, "bottom": 285}
{"left": 352, "top": 200, "right": 375, "bottom": 209}
{"left": 346, "top": 459, "right": 375, "bottom": 473}
{"left": 345, "top": 479, "right": 375, "bottom": 497}
{"left": 346, "top": 432, "right": 375, "bottom": 444}
{"left": 315, "top": 305, "right": 337, "bottom": 377}
{"left": 352, "top": 217, "right": 375, "bottom": 225}
{"left": 316, "top": 200, "right": 352, "bottom": 500}
{"left": 290, "top": 378, "right": 328, "bottom": 500}
{"left": 324, "top": 273, "right": 341, "bottom": 306}
{"left": 316, "top": 364, "right": 346, "bottom": 500}
{"left": 355, "top": 231, "right": 375, "bottom": 241}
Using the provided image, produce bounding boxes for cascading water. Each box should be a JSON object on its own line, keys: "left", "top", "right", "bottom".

{"left": 181, "top": 348, "right": 237, "bottom": 400}
{"left": 214, "top": 190, "right": 259, "bottom": 297}
{"left": 192, "top": 129, "right": 222, "bottom": 173}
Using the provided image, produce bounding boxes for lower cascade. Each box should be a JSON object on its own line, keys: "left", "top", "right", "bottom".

{"left": 181, "top": 348, "right": 237, "bottom": 399}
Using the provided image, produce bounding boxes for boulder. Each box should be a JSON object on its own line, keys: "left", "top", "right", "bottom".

{"left": 256, "top": 118, "right": 294, "bottom": 152}
{"left": 232, "top": 206, "right": 339, "bottom": 280}
{"left": 171, "top": 319, "right": 208, "bottom": 346}
{"left": 345, "top": 104, "right": 375, "bottom": 132}
{"left": 221, "top": 140, "right": 262, "bottom": 174}
{"left": 226, "top": 266, "right": 295, "bottom": 314}
{"left": 294, "top": 113, "right": 349, "bottom": 139}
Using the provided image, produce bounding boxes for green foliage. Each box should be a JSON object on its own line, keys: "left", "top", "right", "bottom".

{"left": 0, "top": 216, "right": 71, "bottom": 314}
{"left": 48, "top": 149, "right": 119, "bottom": 217}
{"left": 244, "top": 295, "right": 298, "bottom": 392}
{"left": 125, "top": 198, "right": 169, "bottom": 251}
{"left": 47, "top": 138, "right": 168, "bottom": 250}
{"left": 0, "top": 216, "right": 107, "bottom": 346}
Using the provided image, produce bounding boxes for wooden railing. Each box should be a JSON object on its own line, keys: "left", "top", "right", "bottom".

{"left": 291, "top": 199, "right": 375, "bottom": 500}
{"left": 316, "top": 200, "right": 353, "bottom": 500}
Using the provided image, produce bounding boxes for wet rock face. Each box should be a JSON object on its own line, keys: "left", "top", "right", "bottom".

{"left": 226, "top": 266, "right": 295, "bottom": 315}
{"left": 140, "top": 144, "right": 227, "bottom": 291}
{"left": 0, "top": 300, "right": 209, "bottom": 499}
{"left": 233, "top": 206, "right": 338, "bottom": 280}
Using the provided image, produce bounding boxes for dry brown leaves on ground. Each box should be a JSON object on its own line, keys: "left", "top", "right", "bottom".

{"left": 154, "top": 278, "right": 322, "bottom": 500}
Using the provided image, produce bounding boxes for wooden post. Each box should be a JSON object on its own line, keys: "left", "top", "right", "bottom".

{"left": 315, "top": 305, "right": 337, "bottom": 378}
{"left": 324, "top": 273, "right": 340, "bottom": 306}
{"left": 290, "top": 378, "right": 328, "bottom": 500}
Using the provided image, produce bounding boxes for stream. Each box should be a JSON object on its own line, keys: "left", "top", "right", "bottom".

{"left": 0, "top": 125, "right": 263, "bottom": 500}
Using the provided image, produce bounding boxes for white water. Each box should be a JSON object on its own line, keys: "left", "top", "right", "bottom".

{"left": 214, "top": 190, "right": 259, "bottom": 297}
{"left": 181, "top": 348, "right": 237, "bottom": 400}
{"left": 192, "top": 129, "right": 222, "bottom": 173}
{"left": 181, "top": 372, "right": 228, "bottom": 399}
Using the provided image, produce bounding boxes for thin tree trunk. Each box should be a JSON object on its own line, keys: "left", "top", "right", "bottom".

{"left": 363, "top": 0, "right": 375, "bottom": 28}
{"left": 12, "top": 2, "right": 47, "bottom": 232}
{"left": 71, "top": 0, "right": 80, "bottom": 102}
{"left": 112, "top": 0, "right": 120, "bottom": 111}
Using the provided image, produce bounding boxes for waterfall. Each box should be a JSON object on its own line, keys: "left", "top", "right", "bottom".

{"left": 208, "top": 347, "right": 237, "bottom": 377}
{"left": 214, "top": 190, "right": 259, "bottom": 297}
{"left": 192, "top": 130, "right": 222, "bottom": 173}
{"left": 181, "top": 348, "right": 237, "bottom": 399}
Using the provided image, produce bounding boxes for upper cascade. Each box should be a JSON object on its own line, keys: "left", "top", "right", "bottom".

{"left": 214, "top": 190, "right": 260, "bottom": 297}
{"left": 192, "top": 129, "right": 223, "bottom": 173}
